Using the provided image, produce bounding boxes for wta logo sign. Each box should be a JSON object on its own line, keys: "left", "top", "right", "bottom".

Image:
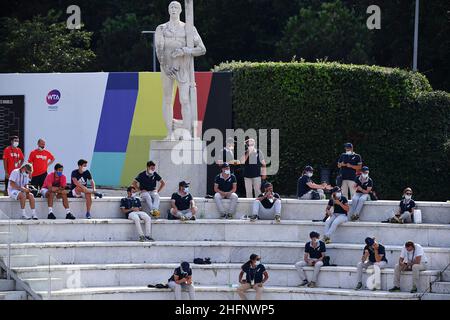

{"left": 46, "top": 90, "right": 61, "bottom": 105}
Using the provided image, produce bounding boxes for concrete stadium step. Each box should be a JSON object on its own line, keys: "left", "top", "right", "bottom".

{"left": 432, "top": 282, "right": 450, "bottom": 294}
{"left": 0, "top": 279, "right": 15, "bottom": 291}
{"left": 22, "top": 277, "right": 64, "bottom": 292}
{"left": 36, "top": 285, "right": 421, "bottom": 300}
{"left": 13, "top": 263, "right": 441, "bottom": 293}
{"left": 1, "top": 197, "right": 449, "bottom": 224}
{"left": 0, "top": 255, "right": 39, "bottom": 268}
{"left": 0, "top": 290, "right": 27, "bottom": 300}
{"left": 0, "top": 219, "right": 448, "bottom": 247}
{"left": 1, "top": 241, "right": 449, "bottom": 269}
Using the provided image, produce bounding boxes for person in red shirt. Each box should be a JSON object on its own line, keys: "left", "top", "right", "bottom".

{"left": 41, "top": 163, "right": 75, "bottom": 220}
{"left": 28, "top": 138, "right": 55, "bottom": 189}
{"left": 3, "top": 136, "right": 24, "bottom": 196}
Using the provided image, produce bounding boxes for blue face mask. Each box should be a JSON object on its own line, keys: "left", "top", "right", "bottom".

{"left": 184, "top": 187, "right": 190, "bottom": 193}
{"left": 56, "top": 171, "right": 63, "bottom": 177}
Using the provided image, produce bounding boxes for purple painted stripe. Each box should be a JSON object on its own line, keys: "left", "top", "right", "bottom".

{"left": 94, "top": 73, "right": 138, "bottom": 152}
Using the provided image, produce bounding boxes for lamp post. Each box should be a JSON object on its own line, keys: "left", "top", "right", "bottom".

{"left": 413, "top": 0, "right": 420, "bottom": 71}
{"left": 141, "top": 30, "right": 157, "bottom": 72}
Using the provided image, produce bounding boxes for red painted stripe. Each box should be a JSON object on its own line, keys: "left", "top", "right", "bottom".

{"left": 173, "top": 72, "right": 213, "bottom": 122}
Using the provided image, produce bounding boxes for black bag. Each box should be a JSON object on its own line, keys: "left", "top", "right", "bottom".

{"left": 336, "top": 174, "right": 343, "bottom": 187}
{"left": 323, "top": 256, "right": 331, "bottom": 266}
{"left": 311, "top": 190, "right": 321, "bottom": 200}
{"left": 369, "top": 191, "right": 378, "bottom": 201}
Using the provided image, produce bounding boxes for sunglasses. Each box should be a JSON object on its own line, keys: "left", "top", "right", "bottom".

{"left": 405, "top": 193, "right": 412, "bottom": 195}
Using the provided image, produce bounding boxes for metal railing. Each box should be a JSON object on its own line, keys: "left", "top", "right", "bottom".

{"left": 418, "top": 262, "right": 450, "bottom": 300}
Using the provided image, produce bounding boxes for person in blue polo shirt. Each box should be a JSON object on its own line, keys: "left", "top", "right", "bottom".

{"left": 120, "top": 186, "right": 154, "bottom": 242}
{"left": 237, "top": 254, "right": 269, "bottom": 300}
{"left": 355, "top": 237, "right": 387, "bottom": 291}
{"left": 323, "top": 186, "right": 349, "bottom": 244}
{"left": 348, "top": 166, "right": 373, "bottom": 221}
{"left": 132, "top": 161, "right": 166, "bottom": 218}
{"left": 170, "top": 181, "right": 197, "bottom": 221}
{"left": 251, "top": 182, "right": 282, "bottom": 222}
{"left": 396, "top": 187, "right": 416, "bottom": 223}
{"left": 337, "top": 143, "right": 362, "bottom": 200}
{"left": 295, "top": 231, "right": 326, "bottom": 288}
{"left": 168, "top": 261, "right": 195, "bottom": 300}
{"left": 214, "top": 163, "right": 239, "bottom": 219}
{"left": 297, "top": 166, "right": 332, "bottom": 200}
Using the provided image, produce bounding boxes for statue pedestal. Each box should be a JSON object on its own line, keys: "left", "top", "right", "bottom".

{"left": 150, "top": 140, "right": 207, "bottom": 197}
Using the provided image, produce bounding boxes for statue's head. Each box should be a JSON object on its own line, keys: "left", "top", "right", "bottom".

{"left": 168, "top": 1, "right": 182, "bottom": 18}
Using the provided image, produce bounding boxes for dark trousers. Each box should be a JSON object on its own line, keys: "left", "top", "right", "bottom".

{"left": 4, "top": 178, "right": 8, "bottom": 196}
{"left": 30, "top": 172, "right": 48, "bottom": 188}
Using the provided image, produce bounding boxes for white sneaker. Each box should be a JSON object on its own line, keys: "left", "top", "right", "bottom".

{"left": 22, "top": 214, "right": 31, "bottom": 220}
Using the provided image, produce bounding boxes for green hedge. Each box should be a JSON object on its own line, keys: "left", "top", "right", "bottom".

{"left": 214, "top": 61, "right": 450, "bottom": 200}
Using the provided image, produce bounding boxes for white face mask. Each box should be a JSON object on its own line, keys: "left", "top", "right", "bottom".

{"left": 81, "top": 167, "right": 87, "bottom": 172}
{"left": 404, "top": 195, "right": 412, "bottom": 200}
{"left": 12, "top": 142, "right": 19, "bottom": 148}
{"left": 335, "top": 192, "right": 342, "bottom": 198}
{"left": 306, "top": 172, "right": 313, "bottom": 178}
{"left": 224, "top": 170, "right": 230, "bottom": 175}
{"left": 38, "top": 146, "right": 45, "bottom": 151}
{"left": 147, "top": 169, "right": 154, "bottom": 175}
{"left": 361, "top": 173, "right": 369, "bottom": 179}
{"left": 184, "top": 187, "right": 190, "bottom": 193}
{"left": 345, "top": 151, "right": 352, "bottom": 155}
{"left": 311, "top": 238, "right": 318, "bottom": 243}
{"left": 132, "top": 193, "right": 138, "bottom": 198}
{"left": 255, "top": 260, "right": 261, "bottom": 266}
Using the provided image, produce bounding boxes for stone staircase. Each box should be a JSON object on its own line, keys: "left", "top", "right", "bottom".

{"left": 0, "top": 196, "right": 449, "bottom": 300}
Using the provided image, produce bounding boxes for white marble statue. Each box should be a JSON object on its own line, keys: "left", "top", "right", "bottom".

{"left": 155, "top": 1, "right": 206, "bottom": 140}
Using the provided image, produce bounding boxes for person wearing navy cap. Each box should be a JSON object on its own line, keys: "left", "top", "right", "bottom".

{"left": 297, "top": 165, "right": 332, "bottom": 200}
{"left": 168, "top": 261, "right": 195, "bottom": 300}
{"left": 348, "top": 166, "right": 373, "bottom": 221}
{"left": 355, "top": 237, "right": 387, "bottom": 291}
{"left": 337, "top": 143, "right": 362, "bottom": 200}
{"left": 214, "top": 162, "right": 239, "bottom": 219}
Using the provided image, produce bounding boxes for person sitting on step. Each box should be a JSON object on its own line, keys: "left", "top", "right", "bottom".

{"left": 250, "top": 182, "right": 281, "bottom": 222}
{"left": 237, "top": 254, "right": 269, "bottom": 300}
{"left": 390, "top": 187, "right": 417, "bottom": 224}
{"left": 120, "top": 186, "right": 154, "bottom": 242}
{"left": 323, "top": 186, "right": 349, "bottom": 244}
{"left": 132, "top": 161, "right": 165, "bottom": 218}
{"left": 70, "top": 159, "right": 97, "bottom": 219}
{"left": 297, "top": 165, "right": 332, "bottom": 200}
{"left": 41, "top": 163, "right": 75, "bottom": 220}
{"left": 389, "top": 240, "right": 428, "bottom": 293}
{"left": 355, "top": 237, "right": 387, "bottom": 291}
{"left": 170, "top": 181, "right": 197, "bottom": 221}
{"left": 295, "top": 231, "right": 326, "bottom": 288}
{"left": 8, "top": 163, "right": 38, "bottom": 220}
{"left": 214, "top": 163, "right": 238, "bottom": 219}
{"left": 168, "top": 261, "right": 196, "bottom": 300}
{"left": 348, "top": 166, "right": 373, "bottom": 221}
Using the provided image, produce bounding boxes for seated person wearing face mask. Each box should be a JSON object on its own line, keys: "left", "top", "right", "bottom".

{"left": 41, "top": 163, "right": 75, "bottom": 220}
{"left": 237, "top": 254, "right": 269, "bottom": 300}
{"left": 251, "top": 182, "right": 282, "bottom": 222}
{"left": 132, "top": 161, "right": 165, "bottom": 218}
{"left": 71, "top": 159, "right": 96, "bottom": 219}
{"left": 8, "top": 163, "right": 38, "bottom": 220}
{"left": 170, "top": 181, "right": 197, "bottom": 221}
{"left": 297, "top": 166, "right": 331, "bottom": 200}
{"left": 323, "top": 186, "right": 349, "bottom": 244}
{"left": 392, "top": 187, "right": 416, "bottom": 223}
{"left": 168, "top": 261, "right": 195, "bottom": 300}
{"left": 355, "top": 237, "right": 387, "bottom": 291}
{"left": 348, "top": 166, "right": 373, "bottom": 221}
{"left": 214, "top": 163, "right": 239, "bottom": 219}
{"left": 295, "top": 231, "right": 326, "bottom": 288}
{"left": 120, "top": 186, "right": 154, "bottom": 242}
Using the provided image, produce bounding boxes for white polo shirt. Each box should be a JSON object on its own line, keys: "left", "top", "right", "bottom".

{"left": 7, "top": 168, "right": 30, "bottom": 195}
{"left": 400, "top": 243, "right": 428, "bottom": 264}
